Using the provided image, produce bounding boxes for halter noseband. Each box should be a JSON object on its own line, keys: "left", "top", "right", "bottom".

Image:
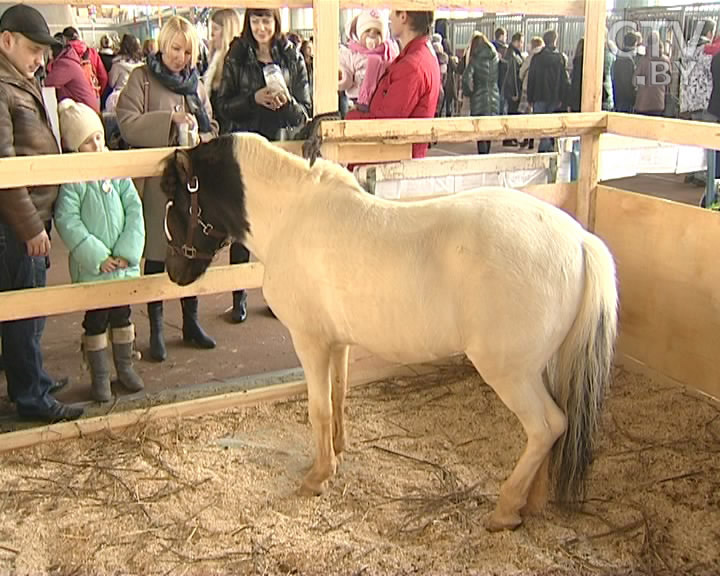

{"left": 165, "top": 175, "right": 229, "bottom": 261}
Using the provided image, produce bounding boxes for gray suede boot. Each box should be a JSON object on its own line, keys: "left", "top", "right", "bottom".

{"left": 111, "top": 324, "right": 144, "bottom": 392}
{"left": 84, "top": 332, "right": 112, "bottom": 403}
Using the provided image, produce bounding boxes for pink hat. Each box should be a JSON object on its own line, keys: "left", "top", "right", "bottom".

{"left": 355, "top": 9, "right": 384, "bottom": 40}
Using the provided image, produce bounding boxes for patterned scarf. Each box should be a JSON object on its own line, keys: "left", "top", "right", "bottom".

{"left": 146, "top": 52, "right": 211, "bottom": 133}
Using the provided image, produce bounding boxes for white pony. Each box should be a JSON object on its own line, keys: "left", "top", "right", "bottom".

{"left": 160, "top": 132, "right": 618, "bottom": 531}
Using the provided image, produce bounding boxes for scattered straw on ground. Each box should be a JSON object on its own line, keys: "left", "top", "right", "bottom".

{"left": 1, "top": 362, "right": 718, "bottom": 576}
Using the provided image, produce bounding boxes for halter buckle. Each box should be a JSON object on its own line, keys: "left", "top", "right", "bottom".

{"left": 182, "top": 244, "right": 197, "bottom": 259}
{"left": 187, "top": 176, "right": 199, "bottom": 193}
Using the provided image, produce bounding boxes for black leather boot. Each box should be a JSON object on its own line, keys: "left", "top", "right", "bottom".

{"left": 181, "top": 297, "right": 216, "bottom": 349}
{"left": 147, "top": 302, "right": 167, "bottom": 362}
{"left": 231, "top": 290, "right": 248, "bottom": 323}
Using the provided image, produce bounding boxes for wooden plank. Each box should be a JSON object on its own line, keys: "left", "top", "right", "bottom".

{"left": 522, "top": 182, "right": 577, "bottom": 215}
{"left": 368, "top": 153, "right": 554, "bottom": 182}
{"left": 594, "top": 185, "right": 720, "bottom": 399}
{"left": 338, "top": 143, "right": 413, "bottom": 163}
{"left": 34, "top": 0, "right": 585, "bottom": 17}
{"left": 313, "top": 0, "right": 340, "bottom": 115}
{"left": 0, "top": 263, "right": 264, "bottom": 323}
{"left": 320, "top": 113, "right": 607, "bottom": 144}
{"left": 606, "top": 112, "right": 720, "bottom": 150}
{"left": 0, "top": 142, "right": 411, "bottom": 188}
{"left": 342, "top": 1, "right": 585, "bottom": 16}
{"left": 0, "top": 355, "right": 447, "bottom": 453}
{"left": 386, "top": 182, "right": 577, "bottom": 215}
{"left": 576, "top": 0, "right": 605, "bottom": 230}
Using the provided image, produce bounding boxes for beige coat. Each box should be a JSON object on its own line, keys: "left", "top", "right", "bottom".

{"left": 116, "top": 65, "right": 219, "bottom": 261}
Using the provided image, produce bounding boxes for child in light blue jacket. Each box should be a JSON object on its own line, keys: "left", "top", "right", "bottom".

{"left": 54, "top": 99, "right": 146, "bottom": 403}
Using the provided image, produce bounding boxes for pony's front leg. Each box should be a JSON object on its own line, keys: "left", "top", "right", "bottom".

{"left": 331, "top": 345, "right": 350, "bottom": 463}
{"left": 292, "top": 332, "right": 336, "bottom": 496}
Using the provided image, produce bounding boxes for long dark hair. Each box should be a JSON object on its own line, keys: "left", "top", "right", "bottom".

{"left": 241, "top": 8, "right": 284, "bottom": 48}
{"left": 118, "top": 34, "right": 142, "bottom": 62}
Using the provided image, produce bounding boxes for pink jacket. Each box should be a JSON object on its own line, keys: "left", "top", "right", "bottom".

{"left": 45, "top": 47, "right": 100, "bottom": 113}
{"left": 339, "top": 39, "right": 398, "bottom": 106}
{"left": 67, "top": 39, "right": 109, "bottom": 95}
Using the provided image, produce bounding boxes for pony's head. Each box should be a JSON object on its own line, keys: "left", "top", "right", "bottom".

{"left": 160, "top": 135, "right": 249, "bottom": 286}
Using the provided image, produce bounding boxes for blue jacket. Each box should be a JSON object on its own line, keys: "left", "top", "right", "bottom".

{"left": 54, "top": 178, "right": 145, "bottom": 284}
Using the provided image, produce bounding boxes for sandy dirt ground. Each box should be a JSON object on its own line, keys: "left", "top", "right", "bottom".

{"left": 1, "top": 360, "right": 718, "bottom": 576}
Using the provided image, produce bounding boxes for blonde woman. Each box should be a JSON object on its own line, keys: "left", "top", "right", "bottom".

{"left": 203, "top": 8, "right": 242, "bottom": 115}
{"left": 116, "top": 16, "right": 219, "bottom": 362}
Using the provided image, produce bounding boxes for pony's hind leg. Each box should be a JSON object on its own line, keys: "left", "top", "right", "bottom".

{"left": 330, "top": 345, "right": 350, "bottom": 463}
{"left": 467, "top": 358, "right": 566, "bottom": 531}
{"left": 291, "top": 332, "right": 336, "bottom": 496}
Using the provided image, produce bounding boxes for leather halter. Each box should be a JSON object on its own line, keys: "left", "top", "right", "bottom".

{"left": 165, "top": 176, "right": 229, "bottom": 261}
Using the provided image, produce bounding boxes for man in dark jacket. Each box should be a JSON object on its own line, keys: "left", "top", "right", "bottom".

{"left": 612, "top": 32, "right": 639, "bottom": 114}
{"left": 493, "top": 27, "right": 508, "bottom": 116}
{"left": 527, "top": 29, "right": 570, "bottom": 153}
{"left": 0, "top": 5, "right": 83, "bottom": 422}
{"left": 502, "top": 32, "right": 524, "bottom": 145}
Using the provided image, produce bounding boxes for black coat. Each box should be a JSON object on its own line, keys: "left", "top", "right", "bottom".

{"left": 708, "top": 51, "right": 720, "bottom": 119}
{"left": 568, "top": 52, "right": 583, "bottom": 112}
{"left": 502, "top": 45, "right": 523, "bottom": 102}
{"left": 612, "top": 52, "right": 637, "bottom": 112}
{"left": 527, "top": 46, "right": 570, "bottom": 107}
{"left": 214, "top": 38, "right": 311, "bottom": 139}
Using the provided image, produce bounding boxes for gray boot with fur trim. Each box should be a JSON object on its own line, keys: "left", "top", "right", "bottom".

{"left": 84, "top": 333, "right": 112, "bottom": 403}
{"left": 111, "top": 324, "right": 144, "bottom": 392}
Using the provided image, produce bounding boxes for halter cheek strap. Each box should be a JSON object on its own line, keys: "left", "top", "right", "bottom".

{"left": 168, "top": 175, "right": 229, "bottom": 261}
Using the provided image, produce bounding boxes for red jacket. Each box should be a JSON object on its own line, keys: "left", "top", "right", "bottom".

{"left": 347, "top": 35, "right": 440, "bottom": 158}
{"left": 45, "top": 47, "right": 100, "bottom": 113}
{"left": 67, "top": 39, "right": 109, "bottom": 95}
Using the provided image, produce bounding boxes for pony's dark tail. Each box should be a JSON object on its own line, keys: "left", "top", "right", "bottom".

{"left": 546, "top": 232, "right": 618, "bottom": 505}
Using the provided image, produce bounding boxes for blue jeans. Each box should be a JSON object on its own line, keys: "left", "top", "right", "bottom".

{"left": 533, "top": 101, "right": 560, "bottom": 153}
{"left": 0, "top": 219, "right": 55, "bottom": 414}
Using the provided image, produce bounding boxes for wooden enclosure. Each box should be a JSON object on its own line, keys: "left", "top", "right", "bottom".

{"left": 0, "top": 0, "right": 718, "bottom": 450}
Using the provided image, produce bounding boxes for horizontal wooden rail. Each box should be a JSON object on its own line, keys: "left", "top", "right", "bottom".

{"left": 320, "top": 113, "right": 608, "bottom": 144}
{"left": 360, "top": 152, "right": 555, "bottom": 182}
{"left": 606, "top": 112, "right": 720, "bottom": 150}
{"left": 31, "top": 0, "right": 585, "bottom": 17}
{"left": 0, "top": 141, "right": 412, "bottom": 188}
{"left": 0, "top": 378, "right": 308, "bottom": 452}
{"left": 0, "top": 263, "right": 264, "bottom": 323}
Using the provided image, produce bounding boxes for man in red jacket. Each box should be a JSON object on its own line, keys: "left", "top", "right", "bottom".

{"left": 346, "top": 11, "right": 440, "bottom": 158}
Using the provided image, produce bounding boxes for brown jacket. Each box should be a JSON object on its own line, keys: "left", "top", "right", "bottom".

{"left": 116, "top": 65, "right": 218, "bottom": 261}
{"left": 0, "top": 52, "right": 60, "bottom": 241}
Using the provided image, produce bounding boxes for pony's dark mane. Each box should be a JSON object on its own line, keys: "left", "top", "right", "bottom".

{"left": 189, "top": 135, "right": 250, "bottom": 241}
{"left": 161, "top": 134, "right": 250, "bottom": 245}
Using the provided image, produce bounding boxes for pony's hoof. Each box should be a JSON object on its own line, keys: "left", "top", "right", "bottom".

{"left": 484, "top": 511, "right": 522, "bottom": 532}
{"left": 297, "top": 479, "right": 326, "bottom": 497}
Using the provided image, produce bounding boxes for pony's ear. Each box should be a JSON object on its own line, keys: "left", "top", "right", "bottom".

{"left": 160, "top": 149, "right": 192, "bottom": 199}
{"left": 297, "top": 111, "right": 342, "bottom": 167}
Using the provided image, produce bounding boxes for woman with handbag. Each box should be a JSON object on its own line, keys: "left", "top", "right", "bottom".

{"left": 116, "top": 15, "right": 220, "bottom": 362}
